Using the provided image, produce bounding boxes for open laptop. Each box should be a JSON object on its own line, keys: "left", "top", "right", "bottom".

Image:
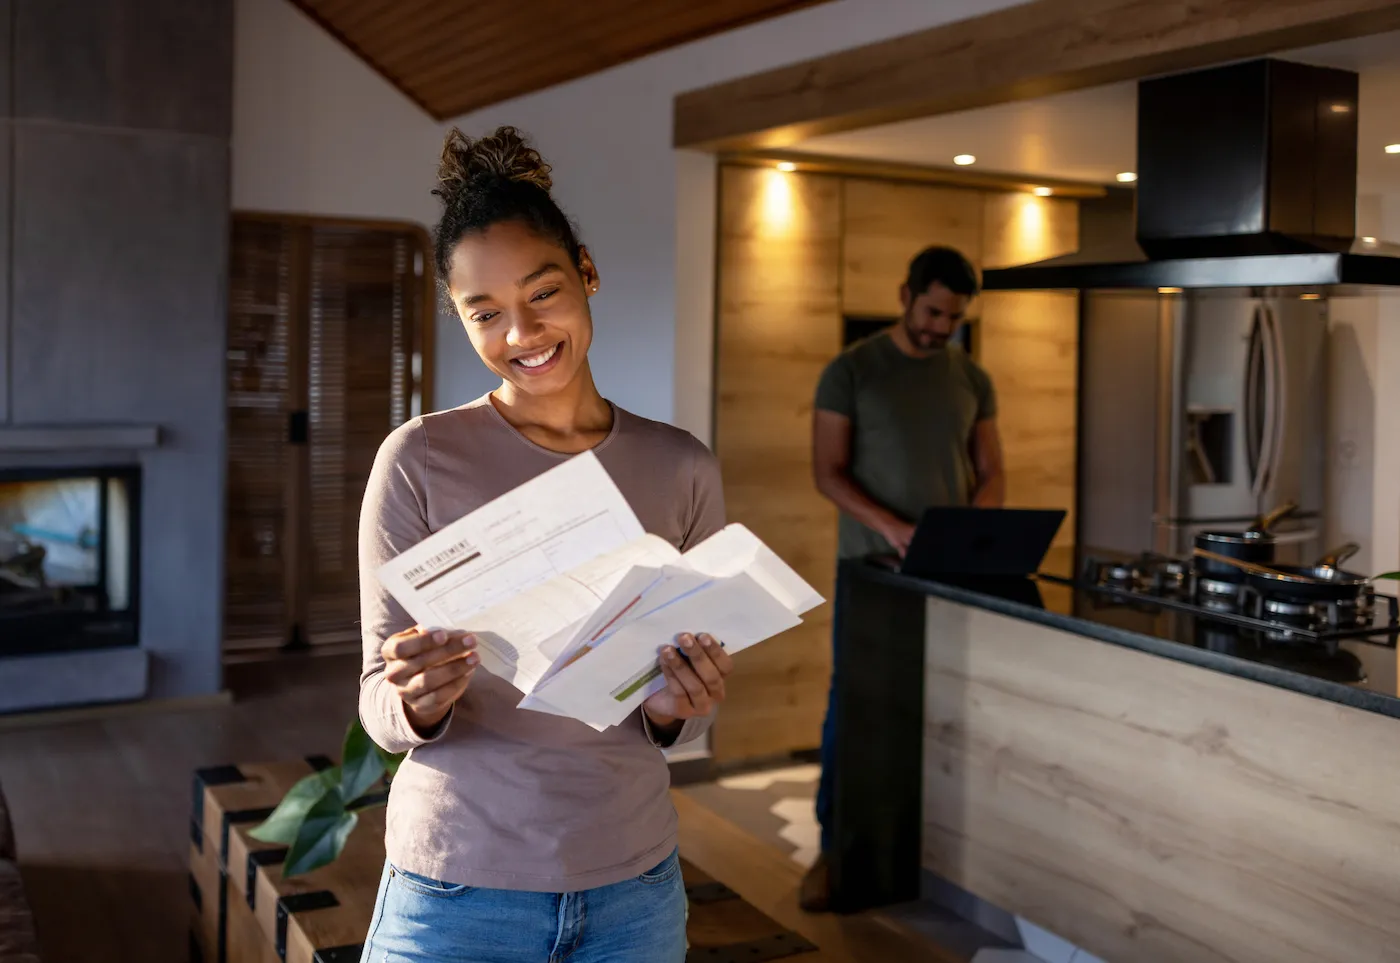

{"left": 899, "top": 507, "right": 1067, "bottom": 579}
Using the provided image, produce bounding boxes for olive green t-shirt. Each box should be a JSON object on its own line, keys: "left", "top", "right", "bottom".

{"left": 815, "top": 331, "right": 997, "bottom": 559}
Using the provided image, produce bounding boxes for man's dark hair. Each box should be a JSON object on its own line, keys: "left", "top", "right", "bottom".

{"left": 904, "top": 246, "right": 980, "bottom": 298}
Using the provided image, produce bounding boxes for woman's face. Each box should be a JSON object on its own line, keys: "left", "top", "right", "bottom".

{"left": 447, "top": 220, "right": 599, "bottom": 398}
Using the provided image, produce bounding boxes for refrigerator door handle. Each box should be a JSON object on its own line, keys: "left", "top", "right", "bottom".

{"left": 1260, "top": 302, "right": 1288, "bottom": 500}
{"left": 1244, "top": 305, "right": 1267, "bottom": 495}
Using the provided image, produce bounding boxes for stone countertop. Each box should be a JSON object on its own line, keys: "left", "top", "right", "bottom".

{"left": 845, "top": 560, "right": 1400, "bottom": 722}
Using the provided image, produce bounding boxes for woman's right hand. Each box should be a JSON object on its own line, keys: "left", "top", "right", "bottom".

{"left": 381, "top": 626, "right": 478, "bottom": 735}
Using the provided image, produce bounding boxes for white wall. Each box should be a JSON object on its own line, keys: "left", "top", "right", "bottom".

{"left": 231, "top": 0, "right": 487, "bottom": 406}
{"left": 232, "top": 0, "right": 1025, "bottom": 422}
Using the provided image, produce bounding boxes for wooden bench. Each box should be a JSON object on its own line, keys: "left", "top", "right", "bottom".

{"left": 190, "top": 757, "right": 824, "bottom": 963}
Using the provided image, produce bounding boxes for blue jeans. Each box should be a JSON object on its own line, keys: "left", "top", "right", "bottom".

{"left": 358, "top": 848, "right": 688, "bottom": 963}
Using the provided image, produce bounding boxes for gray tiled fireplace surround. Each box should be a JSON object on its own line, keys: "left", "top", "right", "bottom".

{"left": 0, "top": 429, "right": 158, "bottom": 713}
{"left": 0, "top": 0, "right": 235, "bottom": 713}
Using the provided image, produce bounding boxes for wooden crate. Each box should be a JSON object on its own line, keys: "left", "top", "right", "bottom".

{"left": 197, "top": 758, "right": 824, "bottom": 963}
{"left": 229, "top": 792, "right": 386, "bottom": 963}
{"left": 188, "top": 756, "right": 335, "bottom": 963}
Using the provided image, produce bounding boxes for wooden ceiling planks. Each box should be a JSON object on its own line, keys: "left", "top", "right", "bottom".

{"left": 287, "top": 0, "right": 833, "bottom": 120}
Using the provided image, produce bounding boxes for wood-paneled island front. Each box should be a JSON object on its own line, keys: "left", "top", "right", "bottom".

{"left": 828, "top": 561, "right": 1400, "bottom": 963}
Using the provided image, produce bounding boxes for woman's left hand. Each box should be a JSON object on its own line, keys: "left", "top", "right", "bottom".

{"left": 643, "top": 633, "right": 733, "bottom": 729}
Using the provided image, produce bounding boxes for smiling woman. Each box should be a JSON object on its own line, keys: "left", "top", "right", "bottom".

{"left": 352, "top": 126, "right": 737, "bottom": 963}
{"left": 432, "top": 127, "right": 605, "bottom": 439}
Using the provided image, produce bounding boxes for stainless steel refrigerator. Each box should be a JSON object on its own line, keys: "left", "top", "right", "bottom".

{"left": 1079, "top": 289, "right": 1328, "bottom": 566}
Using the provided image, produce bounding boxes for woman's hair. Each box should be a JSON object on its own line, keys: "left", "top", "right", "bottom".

{"left": 432, "top": 126, "right": 584, "bottom": 283}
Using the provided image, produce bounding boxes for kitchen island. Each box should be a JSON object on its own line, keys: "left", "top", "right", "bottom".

{"left": 829, "top": 559, "right": 1400, "bottom": 963}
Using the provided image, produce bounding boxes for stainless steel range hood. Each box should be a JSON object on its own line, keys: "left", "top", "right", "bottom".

{"left": 983, "top": 58, "right": 1400, "bottom": 291}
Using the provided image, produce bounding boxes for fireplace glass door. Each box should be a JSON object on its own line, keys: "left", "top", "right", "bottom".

{"left": 0, "top": 467, "right": 140, "bottom": 656}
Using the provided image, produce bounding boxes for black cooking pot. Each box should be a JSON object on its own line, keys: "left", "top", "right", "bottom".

{"left": 1192, "top": 502, "right": 1297, "bottom": 584}
{"left": 1244, "top": 543, "right": 1370, "bottom": 605}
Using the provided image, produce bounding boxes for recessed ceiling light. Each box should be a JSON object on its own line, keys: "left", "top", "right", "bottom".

{"left": 1159, "top": 287, "right": 1183, "bottom": 295}
{"left": 1329, "top": 103, "right": 1353, "bottom": 113}
{"left": 1387, "top": 144, "right": 1400, "bottom": 154}
{"left": 1116, "top": 172, "right": 1138, "bottom": 183}
{"left": 1362, "top": 236, "right": 1379, "bottom": 245}
{"left": 953, "top": 154, "right": 976, "bottom": 166}
{"left": 776, "top": 161, "right": 797, "bottom": 172}
{"left": 1032, "top": 187, "right": 1053, "bottom": 196}
{"left": 1300, "top": 293, "right": 1323, "bottom": 300}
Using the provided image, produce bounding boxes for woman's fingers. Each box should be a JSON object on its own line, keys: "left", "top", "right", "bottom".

{"left": 662, "top": 645, "right": 713, "bottom": 714}
{"left": 402, "top": 665, "right": 475, "bottom": 711}
{"left": 381, "top": 625, "right": 438, "bottom": 661}
{"left": 676, "top": 634, "right": 727, "bottom": 698}
{"left": 383, "top": 630, "right": 475, "bottom": 686}
{"left": 383, "top": 626, "right": 472, "bottom": 662}
{"left": 696, "top": 634, "right": 733, "bottom": 676}
{"left": 400, "top": 656, "right": 475, "bottom": 697}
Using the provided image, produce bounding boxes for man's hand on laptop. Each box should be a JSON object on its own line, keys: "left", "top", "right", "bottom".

{"left": 878, "top": 517, "right": 916, "bottom": 558}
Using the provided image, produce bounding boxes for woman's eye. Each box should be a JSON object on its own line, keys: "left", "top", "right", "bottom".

{"left": 532, "top": 288, "right": 557, "bottom": 303}
{"left": 472, "top": 311, "right": 498, "bottom": 324}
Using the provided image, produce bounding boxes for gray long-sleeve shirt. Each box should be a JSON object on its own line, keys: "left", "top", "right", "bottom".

{"left": 358, "top": 395, "right": 726, "bottom": 891}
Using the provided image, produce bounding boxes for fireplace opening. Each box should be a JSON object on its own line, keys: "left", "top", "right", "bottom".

{"left": 0, "top": 466, "right": 140, "bottom": 657}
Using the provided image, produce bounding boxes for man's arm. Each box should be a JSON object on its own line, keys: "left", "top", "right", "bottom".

{"left": 969, "top": 417, "right": 1006, "bottom": 508}
{"left": 813, "top": 409, "right": 915, "bottom": 556}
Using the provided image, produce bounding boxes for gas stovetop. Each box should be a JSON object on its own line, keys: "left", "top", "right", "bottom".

{"left": 1062, "top": 553, "right": 1400, "bottom": 648}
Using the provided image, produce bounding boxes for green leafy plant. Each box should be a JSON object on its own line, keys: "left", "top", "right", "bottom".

{"left": 249, "top": 719, "right": 405, "bottom": 878}
{"left": 1377, "top": 572, "right": 1400, "bottom": 581}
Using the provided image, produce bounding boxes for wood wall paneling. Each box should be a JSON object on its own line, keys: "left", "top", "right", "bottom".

{"left": 713, "top": 171, "right": 1084, "bottom": 761}
{"left": 977, "top": 194, "right": 1079, "bottom": 575}
{"left": 289, "top": 0, "right": 833, "bottom": 120}
{"left": 673, "top": 0, "right": 1400, "bottom": 149}
{"left": 840, "top": 179, "right": 984, "bottom": 318}
{"left": 923, "top": 599, "right": 1400, "bottom": 963}
{"left": 712, "top": 165, "right": 842, "bottom": 762}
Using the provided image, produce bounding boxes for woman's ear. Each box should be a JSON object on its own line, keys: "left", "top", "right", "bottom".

{"left": 578, "top": 246, "right": 600, "bottom": 296}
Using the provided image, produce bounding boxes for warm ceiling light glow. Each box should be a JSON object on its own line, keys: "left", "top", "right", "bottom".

{"left": 953, "top": 154, "right": 976, "bottom": 166}
{"left": 1032, "top": 186, "right": 1053, "bottom": 196}
{"left": 1362, "top": 236, "right": 1379, "bottom": 245}
{"left": 1329, "top": 103, "right": 1353, "bottom": 113}
{"left": 1387, "top": 144, "right": 1400, "bottom": 154}
{"left": 776, "top": 161, "right": 797, "bottom": 172}
{"left": 1116, "top": 172, "right": 1138, "bottom": 183}
{"left": 1159, "top": 287, "right": 1183, "bottom": 295}
{"left": 760, "top": 170, "right": 795, "bottom": 231}
{"left": 1300, "top": 293, "right": 1323, "bottom": 300}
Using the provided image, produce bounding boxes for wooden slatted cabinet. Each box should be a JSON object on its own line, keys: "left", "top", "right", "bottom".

{"left": 223, "top": 215, "right": 434, "bottom": 658}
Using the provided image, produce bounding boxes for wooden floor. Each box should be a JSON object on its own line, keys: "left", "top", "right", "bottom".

{"left": 0, "top": 653, "right": 952, "bottom": 963}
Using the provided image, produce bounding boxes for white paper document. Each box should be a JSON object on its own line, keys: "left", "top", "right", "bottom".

{"left": 376, "top": 450, "right": 824, "bottom": 730}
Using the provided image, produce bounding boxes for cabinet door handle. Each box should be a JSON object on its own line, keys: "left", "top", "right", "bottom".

{"left": 287, "top": 411, "right": 309, "bottom": 445}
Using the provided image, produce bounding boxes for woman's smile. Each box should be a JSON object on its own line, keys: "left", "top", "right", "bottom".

{"left": 511, "top": 342, "right": 563, "bottom": 374}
